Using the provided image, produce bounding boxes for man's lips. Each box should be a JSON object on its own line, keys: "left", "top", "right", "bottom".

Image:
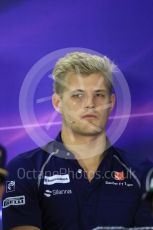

{"left": 81, "top": 114, "right": 98, "bottom": 119}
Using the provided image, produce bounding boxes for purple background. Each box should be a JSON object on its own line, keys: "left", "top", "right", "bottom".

{"left": 0, "top": 0, "right": 153, "bottom": 227}
{"left": 0, "top": 0, "right": 153, "bottom": 164}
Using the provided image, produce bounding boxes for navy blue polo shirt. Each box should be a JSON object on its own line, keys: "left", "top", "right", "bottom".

{"left": 2, "top": 133, "right": 153, "bottom": 229}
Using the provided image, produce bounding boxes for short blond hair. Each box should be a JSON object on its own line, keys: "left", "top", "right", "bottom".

{"left": 53, "top": 52, "right": 116, "bottom": 94}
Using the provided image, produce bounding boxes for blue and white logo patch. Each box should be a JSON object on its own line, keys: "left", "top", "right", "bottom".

{"left": 3, "top": 195, "right": 25, "bottom": 208}
{"left": 44, "top": 174, "right": 70, "bottom": 185}
{"left": 6, "top": 181, "right": 15, "bottom": 193}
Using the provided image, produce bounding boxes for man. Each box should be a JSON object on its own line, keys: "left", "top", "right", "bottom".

{"left": 2, "top": 52, "right": 153, "bottom": 230}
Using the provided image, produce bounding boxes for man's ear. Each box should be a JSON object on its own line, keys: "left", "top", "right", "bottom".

{"left": 52, "top": 93, "right": 62, "bottom": 113}
{"left": 109, "top": 93, "right": 116, "bottom": 112}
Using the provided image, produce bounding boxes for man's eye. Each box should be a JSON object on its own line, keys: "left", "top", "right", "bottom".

{"left": 72, "top": 94, "right": 83, "bottom": 98}
{"left": 95, "top": 93, "right": 105, "bottom": 97}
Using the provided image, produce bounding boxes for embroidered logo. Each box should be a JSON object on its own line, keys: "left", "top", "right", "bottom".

{"left": 6, "top": 181, "right": 15, "bottom": 193}
{"left": 3, "top": 195, "right": 25, "bottom": 208}
{"left": 114, "top": 171, "right": 125, "bottom": 181}
{"left": 44, "top": 174, "right": 70, "bottom": 185}
{"left": 44, "top": 189, "right": 72, "bottom": 197}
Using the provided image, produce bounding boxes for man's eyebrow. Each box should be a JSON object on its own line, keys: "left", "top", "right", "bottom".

{"left": 71, "top": 89, "right": 84, "bottom": 93}
{"left": 93, "top": 89, "right": 107, "bottom": 92}
{"left": 70, "top": 89, "right": 107, "bottom": 93}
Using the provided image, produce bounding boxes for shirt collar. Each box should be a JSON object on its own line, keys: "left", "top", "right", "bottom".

{"left": 53, "top": 131, "right": 116, "bottom": 160}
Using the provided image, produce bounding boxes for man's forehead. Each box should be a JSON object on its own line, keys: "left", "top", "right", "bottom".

{"left": 67, "top": 87, "right": 108, "bottom": 92}
{"left": 65, "top": 73, "right": 107, "bottom": 89}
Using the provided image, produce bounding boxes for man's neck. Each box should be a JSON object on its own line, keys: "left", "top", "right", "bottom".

{"left": 61, "top": 128, "right": 107, "bottom": 181}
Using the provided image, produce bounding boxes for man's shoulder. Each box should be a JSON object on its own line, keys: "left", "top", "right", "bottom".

{"left": 112, "top": 146, "right": 134, "bottom": 169}
{"left": 113, "top": 146, "right": 153, "bottom": 168}
{"left": 7, "top": 141, "right": 57, "bottom": 171}
{"left": 113, "top": 146, "right": 153, "bottom": 181}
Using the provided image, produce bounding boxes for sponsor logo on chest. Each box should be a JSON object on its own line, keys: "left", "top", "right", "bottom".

{"left": 105, "top": 171, "right": 134, "bottom": 187}
{"left": 44, "top": 189, "right": 72, "bottom": 197}
{"left": 44, "top": 174, "right": 70, "bottom": 185}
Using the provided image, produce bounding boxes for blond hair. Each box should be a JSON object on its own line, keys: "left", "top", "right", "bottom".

{"left": 53, "top": 52, "right": 116, "bottom": 94}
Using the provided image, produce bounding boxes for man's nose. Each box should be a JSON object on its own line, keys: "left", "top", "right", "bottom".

{"left": 84, "top": 95, "right": 95, "bottom": 109}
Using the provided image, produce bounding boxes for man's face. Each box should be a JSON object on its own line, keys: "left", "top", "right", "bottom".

{"left": 53, "top": 72, "right": 115, "bottom": 136}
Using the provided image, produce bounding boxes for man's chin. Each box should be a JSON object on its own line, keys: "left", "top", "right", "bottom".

{"left": 75, "top": 128, "right": 104, "bottom": 136}
{"left": 83, "top": 123, "right": 104, "bottom": 134}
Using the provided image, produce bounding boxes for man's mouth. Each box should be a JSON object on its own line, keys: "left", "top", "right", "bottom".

{"left": 81, "top": 114, "right": 98, "bottom": 120}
